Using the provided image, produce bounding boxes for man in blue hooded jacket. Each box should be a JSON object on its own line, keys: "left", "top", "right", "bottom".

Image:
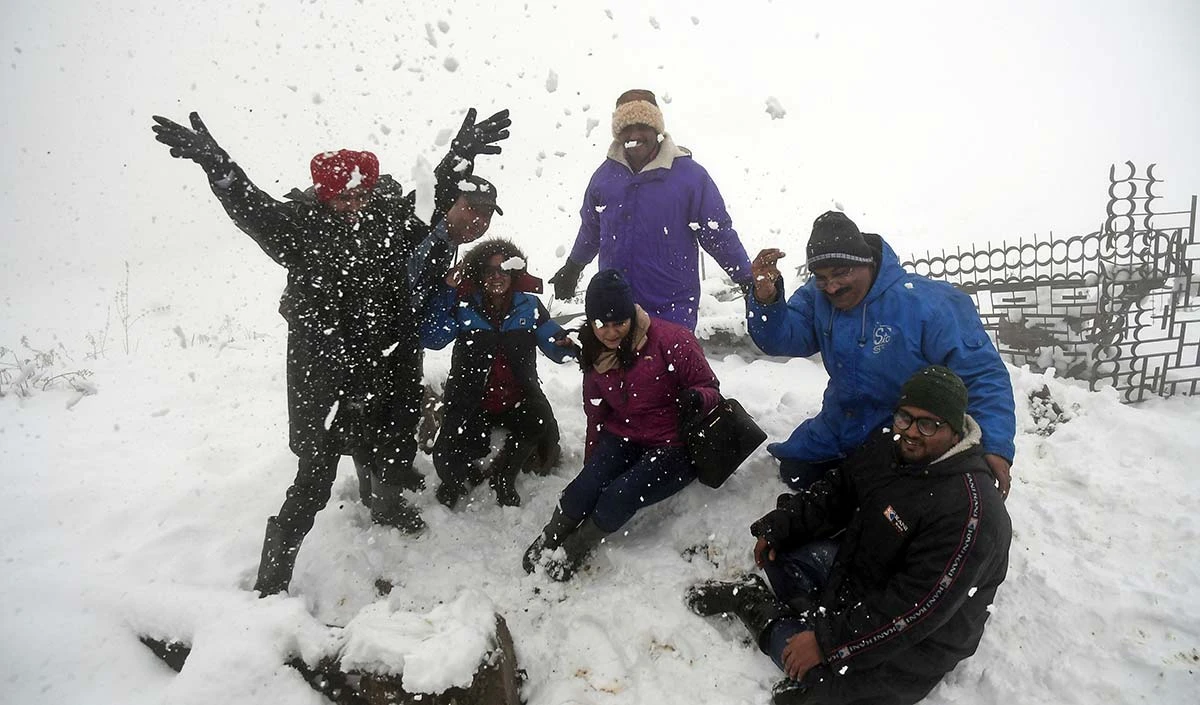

{"left": 547, "top": 89, "right": 753, "bottom": 332}
{"left": 747, "top": 211, "right": 1015, "bottom": 497}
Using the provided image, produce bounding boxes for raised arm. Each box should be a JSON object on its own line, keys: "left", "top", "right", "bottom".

{"left": 430, "top": 108, "right": 511, "bottom": 228}
{"left": 151, "top": 112, "right": 301, "bottom": 267}
{"left": 746, "top": 257, "right": 823, "bottom": 358}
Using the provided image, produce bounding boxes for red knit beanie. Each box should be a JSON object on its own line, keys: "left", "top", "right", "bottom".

{"left": 310, "top": 150, "right": 380, "bottom": 202}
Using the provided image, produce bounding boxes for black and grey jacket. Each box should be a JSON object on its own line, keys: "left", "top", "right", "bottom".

{"left": 753, "top": 416, "right": 1012, "bottom": 681}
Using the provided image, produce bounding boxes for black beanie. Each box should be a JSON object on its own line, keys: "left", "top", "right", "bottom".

{"left": 585, "top": 269, "right": 636, "bottom": 323}
{"left": 897, "top": 365, "right": 968, "bottom": 435}
{"left": 806, "top": 211, "right": 875, "bottom": 268}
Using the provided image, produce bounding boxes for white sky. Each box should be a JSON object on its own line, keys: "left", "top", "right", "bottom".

{"left": 1, "top": 0, "right": 1198, "bottom": 340}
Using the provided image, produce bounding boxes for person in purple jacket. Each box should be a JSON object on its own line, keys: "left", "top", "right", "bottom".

{"left": 523, "top": 269, "right": 721, "bottom": 581}
{"left": 547, "top": 89, "right": 753, "bottom": 332}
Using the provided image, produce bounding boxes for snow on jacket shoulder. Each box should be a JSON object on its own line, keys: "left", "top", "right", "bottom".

{"left": 582, "top": 317, "right": 720, "bottom": 450}
{"left": 568, "top": 135, "right": 751, "bottom": 331}
{"left": 746, "top": 234, "right": 1016, "bottom": 463}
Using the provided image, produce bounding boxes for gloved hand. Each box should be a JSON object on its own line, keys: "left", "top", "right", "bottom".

{"left": 151, "top": 112, "right": 232, "bottom": 177}
{"left": 450, "top": 107, "right": 511, "bottom": 159}
{"left": 548, "top": 258, "right": 585, "bottom": 299}
{"left": 677, "top": 388, "right": 705, "bottom": 428}
{"left": 750, "top": 508, "right": 791, "bottom": 548}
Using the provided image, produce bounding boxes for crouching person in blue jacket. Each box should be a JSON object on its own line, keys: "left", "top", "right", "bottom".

{"left": 747, "top": 211, "right": 1016, "bottom": 498}
{"left": 422, "top": 238, "right": 578, "bottom": 509}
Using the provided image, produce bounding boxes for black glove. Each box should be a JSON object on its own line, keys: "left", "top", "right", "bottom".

{"left": 548, "top": 258, "right": 585, "bottom": 300}
{"left": 450, "top": 107, "right": 511, "bottom": 159}
{"left": 677, "top": 389, "right": 705, "bottom": 428}
{"left": 151, "top": 112, "right": 232, "bottom": 177}
{"left": 750, "top": 508, "right": 792, "bottom": 548}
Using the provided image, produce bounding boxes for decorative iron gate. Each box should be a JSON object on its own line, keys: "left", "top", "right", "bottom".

{"left": 905, "top": 163, "right": 1198, "bottom": 402}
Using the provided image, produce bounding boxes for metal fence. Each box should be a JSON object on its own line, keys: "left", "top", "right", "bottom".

{"left": 904, "top": 162, "right": 1198, "bottom": 402}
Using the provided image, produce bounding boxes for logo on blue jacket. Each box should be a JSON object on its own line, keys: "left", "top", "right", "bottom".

{"left": 872, "top": 324, "right": 895, "bottom": 354}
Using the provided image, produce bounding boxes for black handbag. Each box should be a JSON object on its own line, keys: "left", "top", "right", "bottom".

{"left": 685, "top": 397, "right": 767, "bottom": 488}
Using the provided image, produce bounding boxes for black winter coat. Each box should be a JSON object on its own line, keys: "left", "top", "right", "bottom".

{"left": 755, "top": 418, "right": 1012, "bottom": 682}
{"left": 206, "top": 157, "right": 460, "bottom": 458}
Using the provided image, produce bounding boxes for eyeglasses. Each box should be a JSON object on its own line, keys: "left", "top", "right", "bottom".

{"left": 893, "top": 408, "right": 949, "bottom": 437}
{"left": 810, "top": 267, "right": 857, "bottom": 290}
{"left": 482, "top": 265, "right": 511, "bottom": 278}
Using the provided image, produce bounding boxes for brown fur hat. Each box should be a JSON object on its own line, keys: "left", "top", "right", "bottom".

{"left": 611, "top": 88, "right": 665, "bottom": 138}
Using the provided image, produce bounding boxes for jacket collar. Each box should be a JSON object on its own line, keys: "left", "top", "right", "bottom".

{"left": 605, "top": 133, "right": 691, "bottom": 174}
{"left": 592, "top": 305, "right": 652, "bottom": 374}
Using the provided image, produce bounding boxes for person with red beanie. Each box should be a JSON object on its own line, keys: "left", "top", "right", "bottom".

{"left": 151, "top": 107, "right": 510, "bottom": 596}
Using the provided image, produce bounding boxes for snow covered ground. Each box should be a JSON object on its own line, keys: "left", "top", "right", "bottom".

{"left": 3, "top": 1, "right": 1199, "bottom": 703}
{"left": 2, "top": 290, "right": 1199, "bottom": 704}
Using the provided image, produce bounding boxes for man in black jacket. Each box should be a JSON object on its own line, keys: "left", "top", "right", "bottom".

{"left": 151, "top": 108, "right": 509, "bottom": 595}
{"left": 686, "top": 366, "right": 1012, "bottom": 705}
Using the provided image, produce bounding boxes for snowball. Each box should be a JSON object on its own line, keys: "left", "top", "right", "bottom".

{"left": 765, "top": 96, "right": 787, "bottom": 120}
{"left": 545, "top": 69, "right": 559, "bottom": 93}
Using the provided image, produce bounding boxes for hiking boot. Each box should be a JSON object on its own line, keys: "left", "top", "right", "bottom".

{"left": 770, "top": 678, "right": 810, "bottom": 705}
{"left": 522, "top": 507, "right": 581, "bottom": 574}
{"left": 253, "top": 516, "right": 301, "bottom": 596}
{"left": 685, "top": 573, "right": 791, "bottom": 651}
{"left": 490, "top": 473, "right": 521, "bottom": 507}
{"left": 370, "top": 476, "right": 426, "bottom": 533}
{"left": 488, "top": 448, "right": 521, "bottom": 506}
{"left": 545, "top": 518, "right": 609, "bottom": 582}
{"left": 685, "top": 573, "right": 773, "bottom": 616}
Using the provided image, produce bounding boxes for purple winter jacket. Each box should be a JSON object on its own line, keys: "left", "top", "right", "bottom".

{"left": 582, "top": 315, "right": 721, "bottom": 457}
{"left": 569, "top": 136, "right": 753, "bottom": 331}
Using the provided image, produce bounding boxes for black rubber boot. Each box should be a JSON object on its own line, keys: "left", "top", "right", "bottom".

{"left": 685, "top": 573, "right": 791, "bottom": 650}
{"left": 522, "top": 507, "right": 581, "bottom": 574}
{"left": 771, "top": 679, "right": 811, "bottom": 705}
{"left": 545, "top": 518, "right": 609, "bottom": 582}
{"left": 352, "top": 458, "right": 372, "bottom": 506}
{"left": 370, "top": 476, "right": 426, "bottom": 533}
{"left": 252, "top": 516, "right": 300, "bottom": 596}
{"left": 488, "top": 448, "right": 521, "bottom": 507}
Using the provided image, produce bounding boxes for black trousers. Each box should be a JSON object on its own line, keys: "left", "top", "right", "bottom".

{"left": 275, "top": 404, "right": 423, "bottom": 540}
{"left": 432, "top": 398, "right": 556, "bottom": 488}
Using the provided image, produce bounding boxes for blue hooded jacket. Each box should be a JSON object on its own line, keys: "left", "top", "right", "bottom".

{"left": 747, "top": 234, "right": 1016, "bottom": 463}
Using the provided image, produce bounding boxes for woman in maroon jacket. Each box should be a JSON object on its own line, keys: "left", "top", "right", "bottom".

{"left": 523, "top": 269, "right": 721, "bottom": 581}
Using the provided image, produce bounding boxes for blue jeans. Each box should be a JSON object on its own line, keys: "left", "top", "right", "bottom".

{"left": 761, "top": 539, "right": 839, "bottom": 672}
{"left": 558, "top": 431, "right": 696, "bottom": 532}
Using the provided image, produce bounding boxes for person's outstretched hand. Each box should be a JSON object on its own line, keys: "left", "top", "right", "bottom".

{"left": 451, "top": 108, "right": 511, "bottom": 159}
{"left": 151, "top": 112, "right": 231, "bottom": 176}
{"left": 549, "top": 258, "right": 585, "bottom": 300}
{"left": 750, "top": 248, "right": 786, "bottom": 303}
